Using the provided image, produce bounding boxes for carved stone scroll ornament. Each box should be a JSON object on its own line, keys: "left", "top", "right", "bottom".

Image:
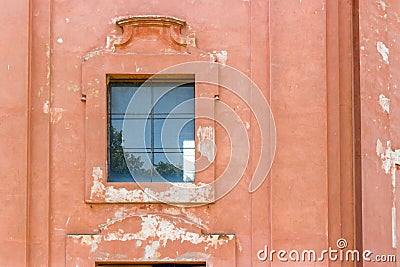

{"left": 112, "top": 15, "right": 195, "bottom": 52}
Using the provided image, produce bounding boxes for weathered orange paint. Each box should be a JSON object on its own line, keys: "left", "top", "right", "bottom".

{"left": 2, "top": 0, "right": 398, "bottom": 266}
{"left": 357, "top": 0, "right": 400, "bottom": 266}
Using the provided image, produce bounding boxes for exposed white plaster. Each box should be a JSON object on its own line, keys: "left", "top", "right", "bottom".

{"left": 105, "top": 183, "right": 213, "bottom": 203}
{"left": 180, "top": 33, "right": 196, "bottom": 47}
{"left": 103, "top": 215, "right": 233, "bottom": 251}
{"left": 91, "top": 169, "right": 212, "bottom": 203}
{"left": 376, "top": 139, "right": 400, "bottom": 187}
{"left": 57, "top": 38, "right": 64, "bottom": 44}
{"left": 215, "top": 50, "right": 228, "bottom": 65}
{"left": 197, "top": 126, "right": 215, "bottom": 162}
{"left": 83, "top": 49, "right": 105, "bottom": 61}
{"left": 105, "top": 187, "right": 152, "bottom": 202}
{"left": 135, "top": 64, "right": 142, "bottom": 72}
{"left": 393, "top": 206, "right": 397, "bottom": 248}
{"left": 99, "top": 208, "right": 207, "bottom": 233}
{"left": 42, "top": 101, "right": 65, "bottom": 123}
{"left": 379, "top": 0, "right": 387, "bottom": 11}
{"left": 71, "top": 235, "right": 101, "bottom": 252}
{"left": 145, "top": 241, "right": 160, "bottom": 259}
{"left": 90, "top": 167, "right": 106, "bottom": 199}
{"left": 377, "top": 41, "right": 389, "bottom": 64}
{"left": 378, "top": 139, "right": 399, "bottom": 250}
{"left": 43, "top": 100, "right": 50, "bottom": 114}
{"left": 379, "top": 94, "right": 390, "bottom": 113}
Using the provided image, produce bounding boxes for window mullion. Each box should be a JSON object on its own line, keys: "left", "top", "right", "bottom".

{"left": 150, "top": 82, "right": 155, "bottom": 182}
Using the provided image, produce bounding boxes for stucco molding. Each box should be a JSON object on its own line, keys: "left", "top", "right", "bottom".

{"left": 112, "top": 15, "right": 192, "bottom": 50}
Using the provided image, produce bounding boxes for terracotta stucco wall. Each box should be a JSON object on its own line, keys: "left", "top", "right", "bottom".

{"left": 358, "top": 0, "right": 400, "bottom": 266}
{"left": 0, "top": 0, "right": 30, "bottom": 266}
{"left": 0, "top": 0, "right": 370, "bottom": 266}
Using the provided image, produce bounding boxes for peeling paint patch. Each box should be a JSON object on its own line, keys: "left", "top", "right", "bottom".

{"left": 376, "top": 139, "right": 400, "bottom": 186}
{"left": 50, "top": 107, "right": 65, "bottom": 124}
{"left": 90, "top": 171, "right": 212, "bottom": 203}
{"left": 71, "top": 235, "right": 101, "bottom": 252}
{"left": 215, "top": 51, "right": 228, "bottom": 65}
{"left": 90, "top": 167, "right": 106, "bottom": 199}
{"left": 135, "top": 64, "right": 142, "bottom": 72}
{"left": 377, "top": 41, "right": 389, "bottom": 64}
{"left": 105, "top": 187, "right": 152, "bottom": 202}
{"left": 145, "top": 241, "right": 160, "bottom": 259}
{"left": 393, "top": 206, "right": 397, "bottom": 248}
{"left": 43, "top": 100, "right": 50, "bottom": 114}
{"left": 42, "top": 101, "right": 65, "bottom": 123}
{"left": 379, "top": 0, "right": 387, "bottom": 11}
{"left": 103, "top": 215, "right": 233, "bottom": 251}
{"left": 379, "top": 94, "right": 390, "bottom": 113}
{"left": 57, "top": 38, "right": 64, "bottom": 44}
{"left": 83, "top": 49, "right": 105, "bottom": 61}
{"left": 209, "top": 51, "right": 228, "bottom": 65}
{"left": 105, "top": 183, "right": 213, "bottom": 203}
{"left": 197, "top": 126, "right": 215, "bottom": 162}
{"left": 99, "top": 208, "right": 207, "bottom": 233}
{"left": 180, "top": 33, "right": 196, "bottom": 47}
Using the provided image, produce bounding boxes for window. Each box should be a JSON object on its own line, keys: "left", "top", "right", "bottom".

{"left": 108, "top": 75, "right": 195, "bottom": 183}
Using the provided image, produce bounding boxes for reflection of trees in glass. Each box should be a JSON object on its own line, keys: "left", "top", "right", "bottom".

{"left": 155, "top": 161, "right": 183, "bottom": 179}
{"left": 109, "top": 126, "right": 183, "bottom": 181}
{"left": 109, "top": 126, "right": 146, "bottom": 175}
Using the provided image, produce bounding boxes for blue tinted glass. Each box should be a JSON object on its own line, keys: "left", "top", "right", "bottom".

{"left": 108, "top": 79, "right": 195, "bottom": 183}
{"left": 153, "top": 118, "right": 194, "bottom": 149}
{"left": 153, "top": 84, "right": 195, "bottom": 114}
{"left": 153, "top": 152, "right": 183, "bottom": 182}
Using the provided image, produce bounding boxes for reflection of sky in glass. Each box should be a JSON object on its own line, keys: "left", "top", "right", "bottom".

{"left": 108, "top": 81, "right": 195, "bottom": 183}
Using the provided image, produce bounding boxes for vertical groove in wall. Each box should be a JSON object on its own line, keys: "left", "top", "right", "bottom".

{"left": 352, "top": 0, "right": 363, "bottom": 265}
{"left": 48, "top": 0, "right": 53, "bottom": 263}
{"left": 26, "top": 0, "right": 33, "bottom": 264}
{"left": 326, "top": 3, "right": 343, "bottom": 266}
{"left": 27, "top": 0, "right": 52, "bottom": 264}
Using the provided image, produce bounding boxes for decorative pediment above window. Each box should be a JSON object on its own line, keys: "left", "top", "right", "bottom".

{"left": 112, "top": 15, "right": 195, "bottom": 53}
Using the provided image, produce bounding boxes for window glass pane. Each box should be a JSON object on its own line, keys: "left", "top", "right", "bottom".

{"left": 153, "top": 84, "right": 195, "bottom": 114}
{"left": 108, "top": 78, "right": 195, "bottom": 183}
{"left": 123, "top": 118, "right": 150, "bottom": 149}
{"left": 110, "top": 83, "right": 152, "bottom": 115}
{"left": 153, "top": 152, "right": 184, "bottom": 182}
{"left": 108, "top": 150, "right": 153, "bottom": 182}
{"left": 154, "top": 118, "right": 195, "bottom": 150}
